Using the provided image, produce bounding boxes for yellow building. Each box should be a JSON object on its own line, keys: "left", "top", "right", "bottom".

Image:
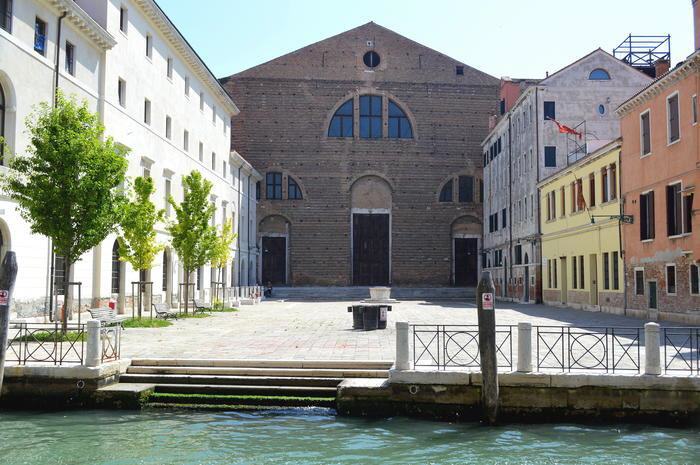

{"left": 539, "top": 140, "right": 624, "bottom": 313}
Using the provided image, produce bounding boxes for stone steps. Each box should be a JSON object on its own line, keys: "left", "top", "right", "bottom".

{"left": 152, "top": 383, "right": 336, "bottom": 397}
{"left": 120, "top": 373, "right": 343, "bottom": 387}
{"left": 130, "top": 358, "right": 393, "bottom": 370}
{"left": 269, "top": 286, "right": 476, "bottom": 301}
{"left": 125, "top": 365, "right": 388, "bottom": 379}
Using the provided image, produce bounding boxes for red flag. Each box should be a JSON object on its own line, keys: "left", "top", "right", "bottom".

{"left": 548, "top": 118, "right": 583, "bottom": 139}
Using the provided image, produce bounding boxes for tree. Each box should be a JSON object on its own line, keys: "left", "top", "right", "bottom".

{"left": 167, "top": 171, "right": 217, "bottom": 314}
{"left": 118, "top": 176, "right": 164, "bottom": 318}
{"left": 210, "top": 219, "right": 237, "bottom": 307}
{"left": 1, "top": 92, "right": 128, "bottom": 331}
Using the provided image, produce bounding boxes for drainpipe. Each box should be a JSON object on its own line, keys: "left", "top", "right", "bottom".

{"left": 618, "top": 149, "right": 627, "bottom": 316}
{"left": 534, "top": 87, "right": 542, "bottom": 303}
{"left": 507, "top": 113, "right": 513, "bottom": 299}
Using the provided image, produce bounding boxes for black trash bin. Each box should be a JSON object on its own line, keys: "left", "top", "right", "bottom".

{"left": 362, "top": 306, "right": 379, "bottom": 331}
{"left": 348, "top": 305, "right": 365, "bottom": 329}
{"left": 377, "top": 305, "right": 392, "bottom": 329}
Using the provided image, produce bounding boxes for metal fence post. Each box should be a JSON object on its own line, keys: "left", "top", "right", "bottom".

{"left": 395, "top": 321, "right": 410, "bottom": 371}
{"left": 85, "top": 320, "right": 102, "bottom": 367}
{"left": 517, "top": 322, "right": 533, "bottom": 373}
{"left": 644, "top": 322, "right": 661, "bottom": 375}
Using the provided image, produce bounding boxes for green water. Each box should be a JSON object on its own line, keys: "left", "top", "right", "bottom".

{"left": 0, "top": 409, "right": 698, "bottom": 465}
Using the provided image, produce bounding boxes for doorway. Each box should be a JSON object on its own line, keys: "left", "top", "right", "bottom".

{"left": 262, "top": 236, "right": 286, "bottom": 285}
{"left": 648, "top": 281, "right": 658, "bottom": 310}
{"left": 589, "top": 254, "right": 598, "bottom": 306}
{"left": 352, "top": 213, "right": 390, "bottom": 285}
{"left": 560, "top": 256, "right": 568, "bottom": 304}
{"left": 454, "top": 238, "right": 479, "bottom": 287}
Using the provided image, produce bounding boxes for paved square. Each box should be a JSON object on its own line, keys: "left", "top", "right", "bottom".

{"left": 120, "top": 299, "right": 660, "bottom": 362}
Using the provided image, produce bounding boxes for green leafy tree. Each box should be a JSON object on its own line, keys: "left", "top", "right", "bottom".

{"left": 118, "top": 176, "right": 164, "bottom": 318}
{"left": 210, "top": 219, "right": 237, "bottom": 307}
{"left": 1, "top": 92, "right": 128, "bottom": 331}
{"left": 167, "top": 171, "right": 217, "bottom": 313}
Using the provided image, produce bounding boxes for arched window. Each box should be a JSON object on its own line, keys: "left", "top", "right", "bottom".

{"left": 266, "top": 172, "right": 282, "bottom": 200}
{"left": 328, "top": 99, "right": 353, "bottom": 137}
{"left": 359, "top": 95, "right": 382, "bottom": 139}
{"left": 288, "top": 176, "right": 303, "bottom": 200}
{"left": 111, "top": 241, "right": 120, "bottom": 294}
{"left": 439, "top": 180, "right": 453, "bottom": 202}
{"left": 589, "top": 69, "right": 611, "bottom": 80}
{"left": 388, "top": 100, "right": 413, "bottom": 138}
{"left": 0, "top": 81, "right": 5, "bottom": 164}
{"left": 458, "top": 176, "right": 474, "bottom": 203}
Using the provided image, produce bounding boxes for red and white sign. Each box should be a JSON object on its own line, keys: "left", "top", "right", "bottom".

{"left": 482, "top": 292, "right": 494, "bottom": 310}
{"left": 0, "top": 290, "right": 8, "bottom": 306}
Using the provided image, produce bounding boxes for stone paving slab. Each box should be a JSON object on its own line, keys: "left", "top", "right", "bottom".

{"left": 119, "top": 299, "right": 678, "bottom": 366}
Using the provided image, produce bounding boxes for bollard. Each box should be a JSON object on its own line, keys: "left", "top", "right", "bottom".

{"left": 477, "top": 271, "right": 499, "bottom": 425}
{"left": 395, "top": 321, "right": 410, "bottom": 371}
{"left": 517, "top": 322, "right": 533, "bottom": 373}
{"left": 0, "top": 252, "right": 18, "bottom": 397}
{"left": 85, "top": 319, "right": 102, "bottom": 367}
{"left": 644, "top": 322, "right": 661, "bottom": 376}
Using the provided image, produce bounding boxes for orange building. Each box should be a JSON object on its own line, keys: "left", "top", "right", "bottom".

{"left": 617, "top": 2, "right": 700, "bottom": 323}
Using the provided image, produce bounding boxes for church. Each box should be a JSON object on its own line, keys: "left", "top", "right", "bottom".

{"left": 221, "top": 22, "right": 498, "bottom": 286}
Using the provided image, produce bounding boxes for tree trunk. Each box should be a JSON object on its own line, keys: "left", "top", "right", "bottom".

{"left": 183, "top": 268, "right": 190, "bottom": 315}
{"left": 62, "top": 259, "right": 71, "bottom": 334}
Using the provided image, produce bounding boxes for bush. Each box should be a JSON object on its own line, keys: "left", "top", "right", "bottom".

{"left": 122, "top": 318, "right": 172, "bottom": 328}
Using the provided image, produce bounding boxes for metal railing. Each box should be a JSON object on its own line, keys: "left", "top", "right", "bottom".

{"left": 536, "top": 326, "right": 641, "bottom": 373}
{"left": 412, "top": 325, "right": 513, "bottom": 370}
{"left": 101, "top": 325, "right": 121, "bottom": 363}
{"left": 5, "top": 322, "right": 86, "bottom": 365}
{"left": 663, "top": 327, "right": 699, "bottom": 374}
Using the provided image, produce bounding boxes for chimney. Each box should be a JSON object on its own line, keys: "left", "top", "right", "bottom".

{"left": 654, "top": 58, "right": 670, "bottom": 77}
{"left": 695, "top": 0, "right": 700, "bottom": 50}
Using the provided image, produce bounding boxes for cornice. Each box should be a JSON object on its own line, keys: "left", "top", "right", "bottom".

{"left": 45, "top": 0, "right": 116, "bottom": 50}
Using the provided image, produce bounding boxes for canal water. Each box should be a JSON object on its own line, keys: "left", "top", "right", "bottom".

{"left": 0, "top": 408, "right": 698, "bottom": 464}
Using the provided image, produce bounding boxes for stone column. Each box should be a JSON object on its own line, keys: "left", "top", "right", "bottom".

{"left": 517, "top": 322, "right": 533, "bottom": 372}
{"left": 395, "top": 321, "right": 410, "bottom": 371}
{"left": 85, "top": 319, "right": 102, "bottom": 367}
{"left": 644, "top": 322, "right": 661, "bottom": 375}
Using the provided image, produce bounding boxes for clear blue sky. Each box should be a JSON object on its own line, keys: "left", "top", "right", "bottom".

{"left": 158, "top": 0, "right": 695, "bottom": 80}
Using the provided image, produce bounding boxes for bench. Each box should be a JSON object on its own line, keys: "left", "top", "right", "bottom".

{"left": 152, "top": 303, "right": 178, "bottom": 320}
{"left": 87, "top": 307, "right": 122, "bottom": 327}
{"left": 192, "top": 299, "right": 212, "bottom": 313}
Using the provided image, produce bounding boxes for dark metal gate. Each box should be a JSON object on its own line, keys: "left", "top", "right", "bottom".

{"left": 262, "top": 236, "right": 286, "bottom": 285}
{"left": 352, "top": 214, "right": 390, "bottom": 285}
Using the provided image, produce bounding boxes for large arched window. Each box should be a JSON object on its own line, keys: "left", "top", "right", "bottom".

{"left": 589, "top": 68, "right": 611, "bottom": 80}
{"left": 439, "top": 180, "right": 453, "bottom": 202}
{"left": 111, "top": 241, "right": 120, "bottom": 294}
{"left": 359, "top": 95, "right": 382, "bottom": 139}
{"left": 0, "top": 81, "right": 5, "bottom": 164}
{"left": 288, "top": 176, "right": 303, "bottom": 200}
{"left": 388, "top": 100, "right": 412, "bottom": 138}
{"left": 328, "top": 99, "right": 353, "bottom": 137}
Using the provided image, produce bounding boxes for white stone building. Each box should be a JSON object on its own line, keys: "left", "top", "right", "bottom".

{"left": 0, "top": 0, "right": 261, "bottom": 317}
{"left": 482, "top": 49, "right": 652, "bottom": 304}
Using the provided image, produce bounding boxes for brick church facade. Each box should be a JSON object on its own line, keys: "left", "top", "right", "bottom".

{"left": 221, "top": 23, "right": 498, "bottom": 286}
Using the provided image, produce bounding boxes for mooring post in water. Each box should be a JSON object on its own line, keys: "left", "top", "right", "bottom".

{"left": 0, "top": 252, "right": 19, "bottom": 397}
{"left": 476, "top": 270, "right": 498, "bottom": 425}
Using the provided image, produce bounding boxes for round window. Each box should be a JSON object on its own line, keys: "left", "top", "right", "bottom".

{"left": 598, "top": 104, "right": 606, "bottom": 115}
{"left": 363, "top": 51, "right": 380, "bottom": 68}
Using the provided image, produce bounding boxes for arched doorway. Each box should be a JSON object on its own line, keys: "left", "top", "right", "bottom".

{"left": 259, "top": 215, "right": 290, "bottom": 285}
{"left": 350, "top": 175, "right": 392, "bottom": 285}
{"left": 451, "top": 216, "right": 481, "bottom": 287}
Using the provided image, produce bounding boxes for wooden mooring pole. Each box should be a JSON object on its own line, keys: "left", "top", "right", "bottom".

{"left": 476, "top": 270, "right": 499, "bottom": 425}
{"left": 0, "top": 251, "right": 18, "bottom": 397}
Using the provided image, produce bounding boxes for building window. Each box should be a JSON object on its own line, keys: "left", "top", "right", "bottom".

{"left": 589, "top": 68, "right": 611, "bottom": 80}
{"left": 198, "top": 142, "right": 203, "bottom": 162}
{"left": 610, "top": 164, "right": 617, "bottom": 200}
{"left": 691, "top": 264, "right": 700, "bottom": 295}
{"left": 635, "top": 268, "right": 645, "bottom": 295}
{"left": 288, "top": 176, "right": 303, "bottom": 200}
{"left": 667, "top": 93, "right": 680, "bottom": 144}
{"left": 266, "top": 172, "right": 282, "bottom": 200}
{"left": 162, "top": 252, "right": 168, "bottom": 292}
{"left": 692, "top": 95, "right": 698, "bottom": 125}
{"left": 579, "top": 255, "right": 585, "bottom": 290}
{"left": 359, "top": 95, "right": 382, "bottom": 139}
{"left": 499, "top": 99, "right": 506, "bottom": 115}
{"left": 199, "top": 92, "right": 205, "bottom": 111}
{"left": 544, "top": 146, "right": 556, "bottom": 167}
{"left": 65, "top": 41, "right": 75, "bottom": 75}
{"left": 458, "top": 176, "right": 474, "bottom": 203}
{"left": 184, "top": 76, "right": 190, "bottom": 96}
{"left": 1, "top": 0, "right": 12, "bottom": 33}
{"left": 118, "top": 78, "right": 126, "bottom": 107}
{"left": 111, "top": 242, "right": 120, "bottom": 294}
{"left": 456, "top": 65, "right": 464, "bottom": 76}
{"left": 572, "top": 257, "right": 577, "bottom": 289}
{"left": 363, "top": 51, "right": 380, "bottom": 68}
{"left": 146, "top": 33, "right": 152, "bottom": 58}
{"left": 640, "top": 111, "right": 651, "bottom": 156}
{"left": 164, "top": 178, "right": 171, "bottom": 217}
{"left": 612, "top": 251, "right": 619, "bottom": 290}
{"left": 328, "top": 99, "right": 353, "bottom": 137}
{"left": 501, "top": 208, "right": 507, "bottom": 229}
{"left": 601, "top": 167, "right": 609, "bottom": 203}
{"left": 439, "top": 180, "right": 453, "bottom": 202}
{"left": 183, "top": 130, "right": 189, "bottom": 151}
{"left": 560, "top": 186, "right": 566, "bottom": 216}
{"left": 603, "top": 252, "right": 610, "bottom": 290}
{"left": 588, "top": 173, "right": 596, "bottom": 207}
{"left": 640, "top": 191, "right": 655, "bottom": 240}
{"left": 164, "top": 116, "right": 172, "bottom": 139}
{"left": 144, "top": 98, "right": 151, "bottom": 125}
{"left": 514, "top": 244, "right": 522, "bottom": 265}
{"left": 212, "top": 105, "right": 217, "bottom": 125}
{"left": 196, "top": 267, "right": 202, "bottom": 291}
{"left": 666, "top": 264, "right": 676, "bottom": 294}
{"left": 222, "top": 161, "right": 227, "bottom": 179}
{"left": 666, "top": 183, "right": 684, "bottom": 236}
{"left": 211, "top": 152, "right": 216, "bottom": 170}
{"left": 543, "top": 101, "right": 555, "bottom": 120}
{"left": 34, "top": 17, "right": 47, "bottom": 55}
{"left": 553, "top": 259, "right": 558, "bottom": 288}
{"left": 388, "top": 100, "right": 413, "bottom": 138}
{"left": 167, "top": 57, "right": 173, "bottom": 79}
{"left": 119, "top": 6, "right": 128, "bottom": 33}
{"left": 255, "top": 181, "right": 261, "bottom": 201}
{"left": 597, "top": 104, "right": 606, "bottom": 115}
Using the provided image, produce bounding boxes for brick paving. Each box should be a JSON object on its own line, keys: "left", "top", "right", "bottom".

{"left": 119, "top": 299, "right": 670, "bottom": 367}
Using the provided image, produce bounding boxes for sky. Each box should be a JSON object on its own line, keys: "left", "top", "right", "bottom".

{"left": 158, "top": 0, "right": 695, "bottom": 80}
